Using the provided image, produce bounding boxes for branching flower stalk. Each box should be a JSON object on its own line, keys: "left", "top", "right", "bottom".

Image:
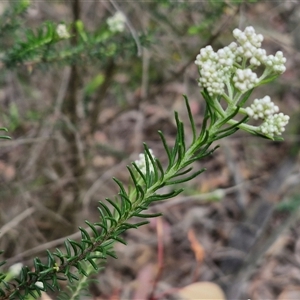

{"left": 0, "top": 27, "right": 290, "bottom": 299}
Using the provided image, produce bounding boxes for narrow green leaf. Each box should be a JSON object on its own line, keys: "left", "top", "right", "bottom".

{"left": 100, "top": 239, "right": 115, "bottom": 248}
{"left": 198, "top": 115, "right": 209, "bottom": 141}
{"left": 119, "top": 193, "right": 132, "bottom": 211}
{"left": 147, "top": 189, "right": 184, "bottom": 201}
{"left": 217, "top": 115, "right": 248, "bottom": 134}
{"left": 143, "top": 147, "right": 152, "bottom": 187}
{"left": 158, "top": 130, "right": 172, "bottom": 168}
{"left": 130, "top": 221, "right": 150, "bottom": 227}
{"left": 87, "top": 258, "right": 98, "bottom": 271}
{"left": 184, "top": 95, "right": 197, "bottom": 144}
{"left": 111, "top": 236, "right": 127, "bottom": 245}
{"left": 172, "top": 167, "right": 193, "bottom": 178}
{"left": 94, "top": 222, "right": 107, "bottom": 235}
{"left": 79, "top": 227, "right": 91, "bottom": 241}
{"left": 113, "top": 177, "right": 128, "bottom": 196}
{"left": 134, "top": 212, "right": 162, "bottom": 218}
{"left": 155, "top": 158, "right": 165, "bottom": 183}
{"left": 105, "top": 216, "right": 117, "bottom": 227}
{"left": 105, "top": 198, "right": 122, "bottom": 219}
{"left": 174, "top": 113, "right": 185, "bottom": 165}
{"left": 82, "top": 239, "right": 94, "bottom": 247}
{"left": 98, "top": 202, "right": 113, "bottom": 218}
{"left": 28, "top": 289, "right": 39, "bottom": 298}
{"left": 237, "top": 88, "right": 254, "bottom": 107}
{"left": 85, "top": 220, "right": 99, "bottom": 237}
{"left": 68, "top": 239, "right": 84, "bottom": 253}
{"left": 166, "top": 169, "right": 206, "bottom": 185}
{"left": 214, "top": 127, "right": 239, "bottom": 140}
{"left": 106, "top": 251, "right": 118, "bottom": 259}
{"left": 67, "top": 272, "right": 79, "bottom": 282}
{"left": 132, "top": 162, "right": 147, "bottom": 185}
{"left": 127, "top": 166, "right": 140, "bottom": 197}
{"left": 144, "top": 143, "right": 158, "bottom": 182}
{"left": 120, "top": 222, "right": 140, "bottom": 229}
{"left": 64, "top": 240, "right": 72, "bottom": 257}
{"left": 217, "top": 106, "right": 240, "bottom": 127}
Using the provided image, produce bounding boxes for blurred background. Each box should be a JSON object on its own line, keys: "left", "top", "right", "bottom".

{"left": 0, "top": 1, "right": 299, "bottom": 299}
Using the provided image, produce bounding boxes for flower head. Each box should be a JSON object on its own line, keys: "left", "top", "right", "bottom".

{"left": 259, "top": 113, "right": 290, "bottom": 137}
{"left": 56, "top": 24, "right": 70, "bottom": 39}
{"left": 195, "top": 26, "right": 287, "bottom": 96}
{"left": 107, "top": 11, "right": 126, "bottom": 33}
{"left": 195, "top": 45, "right": 235, "bottom": 96}
{"left": 233, "top": 68, "right": 259, "bottom": 92}
{"left": 245, "top": 96, "right": 279, "bottom": 120}
{"left": 233, "top": 26, "right": 264, "bottom": 59}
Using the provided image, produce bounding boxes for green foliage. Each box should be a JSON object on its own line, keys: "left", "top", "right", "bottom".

{"left": 0, "top": 128, "right": 10, "bottom": 140}
{"left": 0, "top": 0, "right": 30, "bottom": 40}
{"left": 0, "top": 86, "right": 275, "bottom": 298}
{"left": 0, "top": 2, "right": 142, "bottom": 70}
{"left": 0, "top": 1, "right": 288, "bottom": 299}
{"left": 276, "top": 195, "right": 300, "bottom": 213}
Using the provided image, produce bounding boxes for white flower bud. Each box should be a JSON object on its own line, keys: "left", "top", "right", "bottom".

{"left": 35, "top": 281, "right": 44, "bottom": 289}
{"left": 8, "top": 263, "right": 23, "bottom": 277}
{"left": 135, "top": 149, "right": 155, "bottom": 175}
{"left": 56, "top": 24, "right": 70, "bottom": 39}
{"left": 233, "top": 69, "right": 259, "bottom": 92}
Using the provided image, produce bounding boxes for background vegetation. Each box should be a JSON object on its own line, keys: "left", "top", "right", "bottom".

{"left": 0, "top": 0, "right": 299, "bottom": 299}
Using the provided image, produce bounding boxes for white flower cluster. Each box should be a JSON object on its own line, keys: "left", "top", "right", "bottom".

{"left": 233, "top": 69, "right": 259, "bottom": 92}
{"left": 107, "top": 11, "right": 126, "bottom": 33}
{"left": 56, "top": 24, "right": 70, "bottom": 39}
{"left": 259, "top": 113, "right": 290, "bottom": 137}
{"left": 245, "top": 96, "right": 279, "bottom": 120}
{"left": 135, "top": 149, "right": 155, "bottom": 175}
{"left": 233, "top": 27, "right": 263, "bottom": 63}
{"left": 263, "top": 51, "right": 286, "bottom": 73}
{"left": 233, "top": 27, "right": 286, "bottom": 72}
{"left": 195, "top": 43, "right": 236, "bottom": 96}
{"left": 245, "top": 96, "right": 289, "bottom": 137}
{"left": 195, "top": 26, "right": 287, "bottom": 96}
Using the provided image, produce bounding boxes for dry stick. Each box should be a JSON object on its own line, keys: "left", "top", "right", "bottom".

{"left": 222, "top": 139, "right": 248, "bottom": 211}
{"left": 0, "top": 137, "right": 58, "bottom": 148}
{"left": 153, "top": 176, "right": 266, "bottom": 210}
{"left": 141, "top": 47, "right": 150, "bottom": 100}
{"left": 5, "top": 226, "right": 92, "bottom": 267}
{"left": 149, "top": 217, "right": 165, "bottom": 300}
{"left": 226, "top": 157, "right": 299, "bottom": 299}
{"left": 60, "top": 0, "right": 85, "bottom": 227}
{"left": 89, "top": 58, "right": 116, "bottom": 134}
{"left": 227, "top": 207, "right": 300, "bottom": 299}
{"left": 22, "top": 67, "right": 71, "bottom": 177}
{"left": 82, "top": 159, "right": 130, "bottom": 217}
{"left": 0, "top": 208, "right": 36, "bottom": 239}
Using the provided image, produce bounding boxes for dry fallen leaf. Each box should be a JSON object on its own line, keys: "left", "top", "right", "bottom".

{"left": 178, "top": 281, "right": 226, "bottom": 300}
{"left": 277, "top": 286, "right": 300, "bottom": 300}
{"left": 188, "top": 229, "right": 205, "bottom": 263}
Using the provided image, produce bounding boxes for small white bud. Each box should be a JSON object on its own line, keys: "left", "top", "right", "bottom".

{"left": 8, "top": 263, "right": 23, "bottom": 277}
